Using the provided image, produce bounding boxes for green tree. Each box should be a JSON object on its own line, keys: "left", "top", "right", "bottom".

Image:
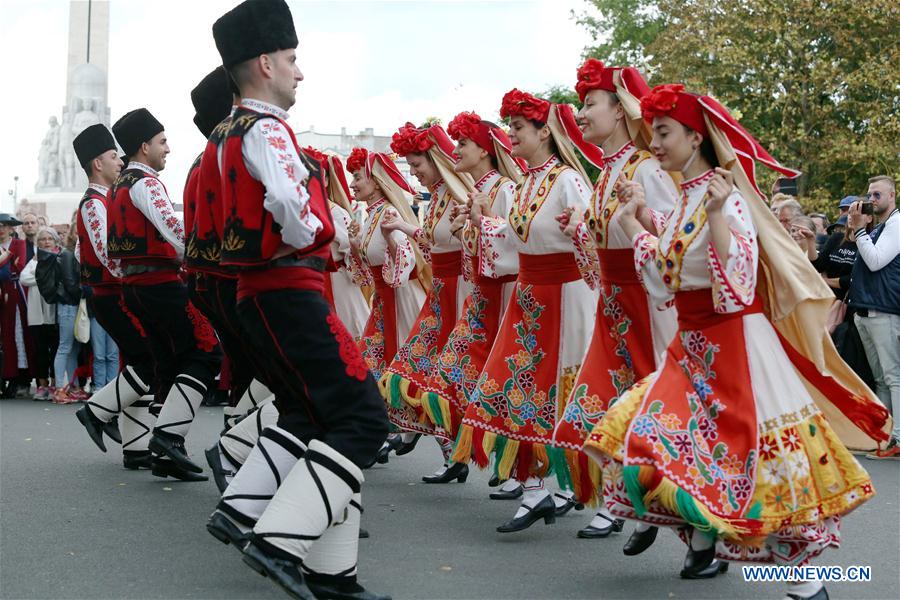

{"left": 572, "top": 0, "right": 899, "bottom": 215}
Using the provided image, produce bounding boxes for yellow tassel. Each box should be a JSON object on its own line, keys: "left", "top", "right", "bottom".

{"left": 643, "top": 476, "right": 748, "bottom": 540}
{"left": 497, "top": 439, "right": 519, "bottom": 479}
{"left": 451, "top": 425, "right": 473, "bottom": 464}
{"left": 482, "top": 431, "right": 497, "bottom": 456}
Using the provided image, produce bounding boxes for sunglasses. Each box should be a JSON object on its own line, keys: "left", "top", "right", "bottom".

{"left": 864, "top": 192, "right": 883, "bottom": 201}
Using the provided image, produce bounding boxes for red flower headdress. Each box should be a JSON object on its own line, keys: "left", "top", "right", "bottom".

{"left": 390, "top": 122, "right": 433, "bottom": 156}
{"left": 447, "top": 111, "right": 493, "bottom": 155}
{"left": 640, "top": 83, "right": 708, "bottom": 136}
{"left": 302, "top": 146, "right": 327, "bottom": 165}
{"left": 346, "top": 147, "right": 371, "bottom": 175}
{"left": 575, "top": 59, "right": 652, "bottom": 104}
{"left": 499, "top": 88, "right": 551, "bottom": 123}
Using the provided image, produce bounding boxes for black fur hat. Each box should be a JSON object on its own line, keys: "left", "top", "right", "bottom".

{"left": 112, "top": 108, "right": 164, "bottom": 158}
{"left": 213, "top": 0, "right": 298, "bottom": 69}
{"left": 191, "top": 67, "right": 233, "bottom": 138}
{"left": 73, "top": 124, "right": 117, "bottom": 168}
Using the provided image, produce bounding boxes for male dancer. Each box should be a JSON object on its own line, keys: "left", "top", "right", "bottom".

{"left": 72, "top": 123, "right": 160, "bottom": 472}
{"left": 107, "top": 108, "right": 221, "bottom": 478}
{"left": 206, "top": 2, "right": 389, "bottom": 599}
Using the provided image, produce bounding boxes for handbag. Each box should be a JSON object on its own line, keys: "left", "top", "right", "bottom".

{"left": 74, "top": 298, "right": 91, "bottom": 343}
{"left": 824, "top": 292, "right": 848, "bottom": 334}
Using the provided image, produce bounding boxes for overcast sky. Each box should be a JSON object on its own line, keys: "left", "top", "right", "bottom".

{"left": 0, "top": 0, "right": 593, "bottom": 210}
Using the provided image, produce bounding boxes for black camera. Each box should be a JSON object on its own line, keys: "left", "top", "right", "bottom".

{"left": 861, "top": 202, "right": 875, "bottom": 215}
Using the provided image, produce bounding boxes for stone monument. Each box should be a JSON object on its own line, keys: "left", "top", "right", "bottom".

{"left": 25, "top": 0, "right": 111, "bottom": 225}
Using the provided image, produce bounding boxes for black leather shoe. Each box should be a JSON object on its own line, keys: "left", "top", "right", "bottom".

{"left": 205, "top": 444, "right": 234, "bottom": 493}
{"left": 149, "top": 433, "right": 204, "bottom": 473}
{"left": 496, "top": 495, "right": 556, "bottom": 533}
{"left": 359, "top": 528, "right": 370, "bottom": 539}
{"left": 576, "top": 516, "right": 625, "bottom": 539}
{"left": 681, "top": 558, "right": 728, "bottom": 579}
{"left": 422, "top": 462, "right": 468, "bottom": 484}
{"left": 623, "top": 526, "right": 658, "bottom": 555}
{"left": 553, "top": 494, "right": 585, "bottom": 517}
{"left": 207, "top": 511, "right": 248, "bottom": 548}
{"left": 75, "top": 406, "right": 108, "bottom": 452}
{"left": 787, "top": 585, "right": 829, "bottom": 600}
{"left": 102, "top": 416, "right": 122, "bottom": 444}
{"left": 307, "top": 580, "right": 392, "bottom": 600}
{"left": 242, "top": 542, "right": 316, "bottom": 600}
{"left": 488, "top": 475, "right": 502, "bottom": 487}
{"left": 375, "top": 436, "right": 403, "bottom": 464}
{"left": 123, "top": 450, "right": 153, "bottom": 470}
{"left": 489, "top": 484, "right": 523, "bottom": 500}
{"left": 394, "top": 434, "right": 421, "bottom": 456}
{"left": 151, "top": 457, "right": 209, "bottom": 482}
{"left": 679, "top": 544, "right": 717, "bottom": 579}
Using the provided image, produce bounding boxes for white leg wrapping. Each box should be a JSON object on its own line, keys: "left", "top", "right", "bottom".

{"left": 302, "top": 492, "right": 362, "bottom": 580}
{"left": 253, "top": 439, "right": 363, "bottom": 563}
{"left": 153, "top": 374, "right": 206, "bottom": 440}
{"left": 217, "top": 426, "right": 306, "bottom": 532}
{"left": 220, "top": 401, "right": 280, "bottom": 467}
{"left": 231, "top": 380, "right": 272, "bottom": 417}
{"left": 120, "top": 396, "right": 156, "bottom": 452}
{"left": 226, "top": 393, "right": 275, "bottom": 429}
{"left": 86, "top": 365, "right": 150, "bottom": 424}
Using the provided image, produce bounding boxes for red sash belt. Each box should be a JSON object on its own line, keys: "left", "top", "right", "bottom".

{"left": 674, "top": 289, "right": 763, "bottom": 330}
{"left": 597, "top": 248, "right": 639, "bottom": 284}
{"left": 431, "top": 251, "right": 463, "bottom": 279}
{"left": 518, "top": 252, "right": 581, "bottom": 285}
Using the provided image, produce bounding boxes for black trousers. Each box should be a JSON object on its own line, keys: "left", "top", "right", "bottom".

{"left": 237, "top": 289, "right": 389, "bottom": 467}
{"left": 123, "top": 282, "right": 221, "bottom": 403}
{"left": 89, "top": 292, "right": 156, "bottom": 391}
{"left": 29, "top": 324, "right": 59, "bottom": 381}
{"left": 188, "top": 274, "right": 268, "bottom": 400}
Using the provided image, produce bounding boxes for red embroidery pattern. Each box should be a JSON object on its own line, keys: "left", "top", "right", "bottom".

{"left": 186, "top": 301, "right": 219, "bottom": 353}
{"left": 118, "top": 295, "right": 146, "bottom": 338}
{"left": 326, "top": 312, "right": 369, "bottom": 381}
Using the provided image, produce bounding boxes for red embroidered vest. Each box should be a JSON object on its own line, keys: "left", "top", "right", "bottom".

{"left": 187, "top": 117, "right": 233, "bottom": 275}
{"left": 220, "top": 107, "right": 334, "bottom": 268}
{"left": 182, "top": 152, "right": 202, "bottom": 269}
{"left": 108, "top": 168, "right": 180, "bottom": 265}
{"left": 76, "top": 188, "right": 119, "bottom": 288}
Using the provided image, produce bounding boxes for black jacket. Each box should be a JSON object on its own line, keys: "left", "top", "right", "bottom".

{"left": 35, "top": 248, "right": 82, "bottom": 306}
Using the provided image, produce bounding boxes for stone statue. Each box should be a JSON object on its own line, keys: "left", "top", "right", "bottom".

{"left": 38, "top": 116, "right": 61, "bottom": 189}
{"left": 72, "top": 96, "right": 101, "bottom": 137}
{"left": 58, "top": 103, "right": 77, "bottom": 190}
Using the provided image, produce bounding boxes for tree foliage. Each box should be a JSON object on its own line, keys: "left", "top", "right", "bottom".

{"left": 571, "top": 0, "right": 899, "bottom": 216}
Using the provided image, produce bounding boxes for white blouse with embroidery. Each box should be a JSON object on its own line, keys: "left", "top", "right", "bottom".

{"left": 572, "top": 142, "right": 677, "bottom": 290}
{"left": 79, "top": 183, "right": 123, "bottom": 278}
{"left": 127, "top": 161, "right": 185, "bottom": 259}
{"left": 633, "top": 169, "right": 757, "bottom": 313}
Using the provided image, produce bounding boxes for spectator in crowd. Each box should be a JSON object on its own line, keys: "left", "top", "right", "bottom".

{"left": 0, "top": 213, "right": 35, "bottom": 398}
{"left": 35, "top": 222, "right": 86, "bottom": 403}
{"left": 20, "top": 213, "right": 39, "bottom": 262}
{"left": 848, "top": 175, "right": 900, "bottom": 459}
{"left": 838, "top": 195, "right": 855, "bottom": 217}
{"left": 774, "top": 195, "right": 804, "bottom": 230}
{"left": 20, "top": 227, "right": 60, "bottom": 401}
{"left": 828, "top": 214, "right": 849, "bottom": 236}
{"left": 808, "top": 212, "right": 829, "bottom": 250}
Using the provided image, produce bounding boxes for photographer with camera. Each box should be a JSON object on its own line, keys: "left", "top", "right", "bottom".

{"left": 848, "top": 175, "right": 900, "bottom": 459}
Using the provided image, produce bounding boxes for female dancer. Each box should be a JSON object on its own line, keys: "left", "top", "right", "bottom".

{"left": 348, "top": 148, "right": 429, "bottom": 447}
{"left": 451, "top": 89, "right": 601, "bottom": 532}
{"left": 584, "top": 84, "right": 889, "bottom": 596}
{"left": 420, "top": 111, "right": 524, "bottom": 486}
{"left": 553, "top": 60, "right": 679, "bottom": 543}
{"left": 303, "top": 146, "right": 370, "bottom": 340}
{"left": 377, "top": 123, "right": 475, "bottom": 480}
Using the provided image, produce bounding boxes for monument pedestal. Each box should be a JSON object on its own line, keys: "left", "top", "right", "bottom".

{"left": 19, "top": 191, "right": 84, "bottom": 227}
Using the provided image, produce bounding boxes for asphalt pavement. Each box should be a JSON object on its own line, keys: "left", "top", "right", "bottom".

{"left": 1, "top": 399, "right": 898, "bottom": 600}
